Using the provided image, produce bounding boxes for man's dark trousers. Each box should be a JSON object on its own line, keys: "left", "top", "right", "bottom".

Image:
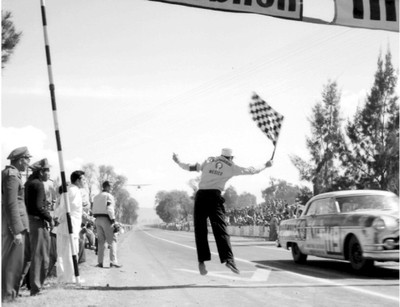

{"left": 29, "top": 217, "right": 50, "bottom": 296}
{"left": 194, "top": 189, "right": 233, "bottom": 263}
{"left": 1, "top": 230, "right": 26, "bottom": 301}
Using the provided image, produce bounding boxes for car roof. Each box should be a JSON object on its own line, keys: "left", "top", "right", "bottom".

{"left": 308, "top": 190, "right": 397, "bottom": 203}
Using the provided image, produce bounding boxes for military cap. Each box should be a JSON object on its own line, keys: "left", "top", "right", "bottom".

{"left": 29, "top": 158, "right": 51, "bottom": 171}
{"left": 7, "top": 146, "right": 32, "bottom": 161}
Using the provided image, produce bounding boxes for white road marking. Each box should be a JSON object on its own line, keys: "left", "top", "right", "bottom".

{"left": 177, "top": 269, "right": 245, "bottom": 281}
{"left": 251, "top": 268, "right": 271, "bottom": 281}
{"left": 140, "top": 227, "right": 399, "bottom": 302}
{"left": 176, "top": 268, "right": 271, "bottom": 283}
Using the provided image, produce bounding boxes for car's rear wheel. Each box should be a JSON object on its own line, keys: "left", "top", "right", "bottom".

{"left": 291, "top": 243, "right": 307, "bottom": 264}
{"left": 348, "top": 236, "right": 374, "bottom": 271}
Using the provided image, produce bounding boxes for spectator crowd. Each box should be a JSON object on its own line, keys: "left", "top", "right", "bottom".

{"left": 2, "top": 146, "right": 126, "bottom": 303}
{"left": 225, "top": 199, "right": 304, "bottom": 227}
{"left": 158, "top": 199, "right": 305, "bottom": 242}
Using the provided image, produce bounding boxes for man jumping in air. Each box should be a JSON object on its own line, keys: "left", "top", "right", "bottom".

{"left": 172, "top": 148, "right": 273, "bottom": 275}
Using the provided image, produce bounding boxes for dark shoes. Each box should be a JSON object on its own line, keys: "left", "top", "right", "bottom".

{"left": 225, "top": 260, "right": 240, "bottom": 274}
{"left": 97, "top": 262, "right": 122, "bottom": 268}
{"left": 198, "top": 262, "right": 208, "bottom": 275}
{"left": 30, "top": 291, "right": 41, "bottom": 296}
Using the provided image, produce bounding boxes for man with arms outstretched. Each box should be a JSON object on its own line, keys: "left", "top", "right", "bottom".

{"left": 173, "top": 148, "right": 272, "bottom": 275}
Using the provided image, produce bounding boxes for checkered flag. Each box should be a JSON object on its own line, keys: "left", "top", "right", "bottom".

{"left": 249, "top": 93, "right": 284, "bottom": 146}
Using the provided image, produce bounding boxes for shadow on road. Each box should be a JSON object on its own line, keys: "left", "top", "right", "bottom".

{"left": 252, "top": 259, "right": 399, "bottom": 280}
{"left": 72, "top": 280, "right": 399, "bottom": 291}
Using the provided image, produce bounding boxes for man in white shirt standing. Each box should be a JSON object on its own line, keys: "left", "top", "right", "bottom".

{"left": 55, "top": 170, "right": 86, "bottom": 284}
{"left": 173, "top": 148, "right": 272, "bottom": 275}
{"left": 92, "top": 181, "right": 121, "bottom": 268}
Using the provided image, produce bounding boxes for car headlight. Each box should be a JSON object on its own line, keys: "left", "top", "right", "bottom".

{"left": 372, "top": 218, "right": 385, "bottom": 230}
{"left": 382, "top": 216, "right": 399, "bottom": 228}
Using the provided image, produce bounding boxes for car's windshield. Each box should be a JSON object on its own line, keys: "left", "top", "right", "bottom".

{"left": 337, "top": 195, "right": 399, "bottom": 213}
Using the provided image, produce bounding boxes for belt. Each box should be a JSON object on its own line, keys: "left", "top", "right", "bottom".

{"left": 93, "top": 214, "right": 110, "bottom": 218}
{"left": 197, "top": 189, "right": 221, "bottom": 195}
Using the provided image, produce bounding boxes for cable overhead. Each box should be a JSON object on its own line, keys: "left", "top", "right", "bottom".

{"left": 79, "top": 27, "right": 377, "bottom": 153}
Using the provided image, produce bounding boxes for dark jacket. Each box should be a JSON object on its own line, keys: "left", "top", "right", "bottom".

{"left": 2, "top": 165, "right": 29, "bottom": 235}
{"left": 24, "top": 175, "right": 52, "bottom": 223}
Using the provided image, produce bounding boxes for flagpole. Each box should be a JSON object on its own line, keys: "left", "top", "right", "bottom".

{"left": 270, "top": 121, "right": 283, "bottom": 161}
{"left": 40, "top": 0, "right": 81, "bottom": 285}
{"left": 271, "top": 145, "right": 277, "bottom": 161}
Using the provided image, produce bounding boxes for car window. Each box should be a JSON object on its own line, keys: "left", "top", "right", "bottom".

{"left": 305, "top": 201, "right": 318, "bottom": 215}
{"left": 304, "top": 198, "right": 335, "bottom": 216}
{"left": 325, "top": 199, "right": 338, "bottom": 214}
{"left": 337, "top": 195, "right": 399, "bottom": 212}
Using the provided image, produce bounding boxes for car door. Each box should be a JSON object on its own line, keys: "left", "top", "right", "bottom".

{"left": 304, "top": 197, "right": 338, "bottom": 256}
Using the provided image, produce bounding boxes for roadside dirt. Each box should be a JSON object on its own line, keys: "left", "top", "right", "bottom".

{"left": 3, "top": 232, "right": 130, "bottom": 307}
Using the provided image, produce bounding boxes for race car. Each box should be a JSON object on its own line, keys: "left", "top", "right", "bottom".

{"left": 278, "top": 190, "right": 399, "bottom": 271}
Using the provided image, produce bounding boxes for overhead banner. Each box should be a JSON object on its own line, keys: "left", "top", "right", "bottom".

{"left": 333, "top": 0, "right": 399, "bottom": 32}
{"left": 149, "top": 0, "right": 303, "bottom": 20}
{"left": 150, "top": 0, "right": 399, "bottom": 32}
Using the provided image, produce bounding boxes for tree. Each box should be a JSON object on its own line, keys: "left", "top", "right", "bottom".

{"left": 155, "top": 190, "right": 192, "bottom": 223}
{"left": 2, "top": 11, "right": 22, "bottom": 69}
{"left": 122, "top": 198, "right": 139, "bottom": 225}
{"left": 295, "top": 186, "right": 313, "bottom": 205}
{"left": 340, "top": 50, "right": 399, "bottom": 194}
{"left": 291, "top": 80, "right": 344, "bottom": 194}
{"left": 261, "top": 178, "right": 304, "bottom": 205}
{"left": 115, "top": 188, "right": 139, "bottom": 225}
{"left": 177, "top": 191, "right": 194, "bottom": 221}
{"left": 222, "top": 185, "right": 238, "bottom": 210}
{"left": 237, "top": 192, "right": 257, "bottom": 208}
{"left": 114, "top": 189, "right": 130, "bottom": 222}
{"left": 154, "top": 190, "right": 168, "bottom": 208}
{"left": 97, "top": 165, "right": 127, "bottom": 193}
{"left": 82, "top": 163, "right": 98, "bottom": 202}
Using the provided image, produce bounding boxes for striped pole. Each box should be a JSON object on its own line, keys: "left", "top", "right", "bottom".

{"left": 40, "top": 0, "right": 81, "bottom": 284}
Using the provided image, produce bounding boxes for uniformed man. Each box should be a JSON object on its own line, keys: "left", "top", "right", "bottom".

{"left": 92, "top": 181, "right": 122, "bottom": 268}
{"left": 172, "top": 148, "right": 273, "bottom": 275}
{"left": 25, "top": 158, "right": 53, "bottom": 296}
{"left": 1, "top": 146, "right": 31, "bottom": 302}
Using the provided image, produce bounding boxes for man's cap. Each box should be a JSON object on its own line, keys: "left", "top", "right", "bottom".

{"left": 7, "top": 146, "right": 32, "bottom": 161}
{"left": 221, "top": 148, "right": 233, "bottom": 157}
{"left": 29, "top": 158, "right": 51, "bottom": 171}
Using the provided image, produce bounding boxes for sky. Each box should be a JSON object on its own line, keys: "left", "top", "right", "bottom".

{"left": 1, "top": 0, "right": 399, "bottom": 209}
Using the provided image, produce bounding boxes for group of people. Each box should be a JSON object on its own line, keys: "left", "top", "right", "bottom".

{"left": 225, "top": 200, "right": 302, "bottom": 227}
{"left": 168, "top": 199, "right": 299, "bottom": 242}
{"left": 2, "top": 146, "right": 122, "bottom": 302}
{"left": 3, "top": 145, "right": 274, "bottom": 299}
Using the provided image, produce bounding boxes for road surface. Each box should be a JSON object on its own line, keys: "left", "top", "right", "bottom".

{"left": 79, "top": 226, "right": 399, "bottom": 307}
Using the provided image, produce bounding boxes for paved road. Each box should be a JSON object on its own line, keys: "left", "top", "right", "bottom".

{"left": 85, "top": 226, "right": 399, "bottom": 307}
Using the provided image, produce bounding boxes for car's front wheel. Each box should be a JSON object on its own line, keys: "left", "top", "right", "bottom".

{"left": 291, "top": 243, "right": 307, "bottom": 264}
{"left": 348, "top": 236, "right": 374, "bottom": 271}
